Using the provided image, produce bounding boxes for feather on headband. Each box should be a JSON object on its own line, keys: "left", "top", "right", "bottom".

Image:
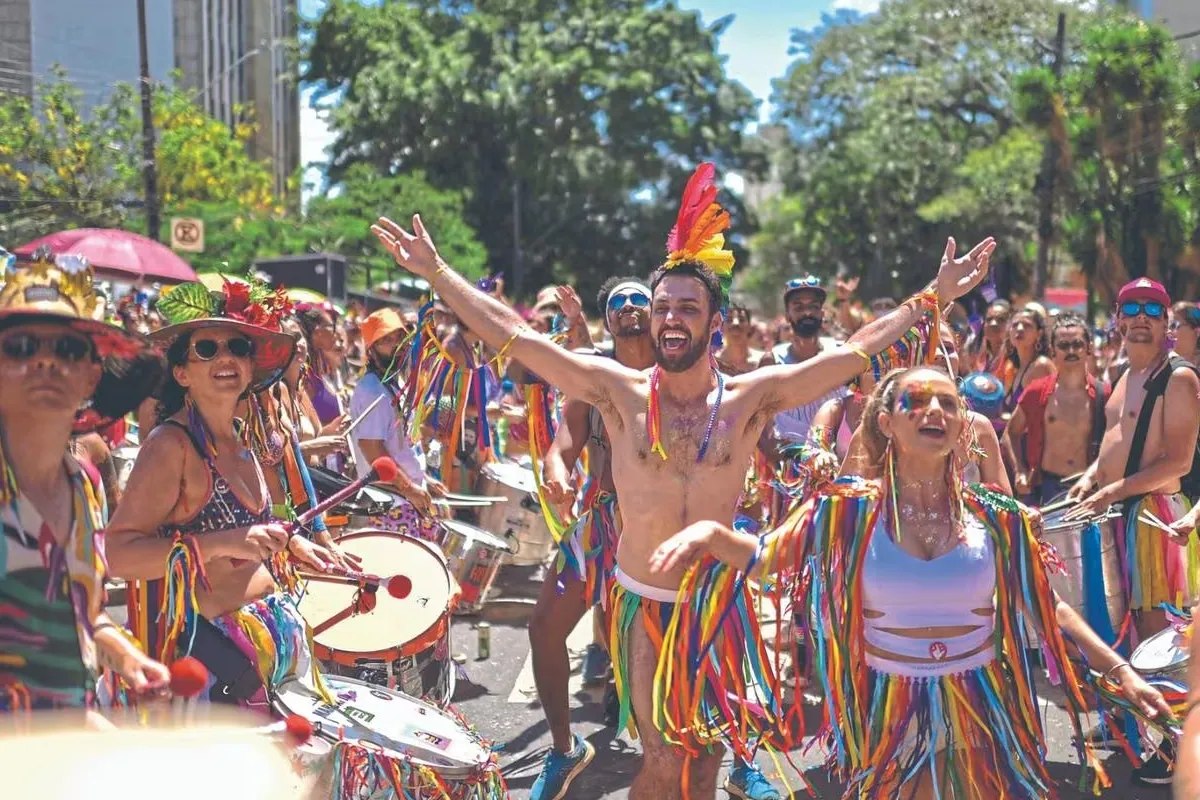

{"left": 663, "top": 163, "right": 735, "bottom": 293}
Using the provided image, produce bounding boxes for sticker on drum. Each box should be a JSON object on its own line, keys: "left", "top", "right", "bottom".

{"left": 1131, "top": 626, "right": 1190, "bottom": 676}
{"left": 297, "top": 531, "right": 457, "bottom": 706}
{"left": 273, "top": 675, "right": 491, "bottom": 777}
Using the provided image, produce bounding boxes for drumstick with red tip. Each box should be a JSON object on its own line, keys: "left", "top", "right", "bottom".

{"left": 252, "top": 714, "right": 316, "bottom": 744}
{"left": 297, "top": 569, "right": 413, "bottom": 600}
{"left": 286, "top": 457, "right": 400, "bottom": 535}
{"left": 169, "top": 656, "right": 210, "bottom": 725}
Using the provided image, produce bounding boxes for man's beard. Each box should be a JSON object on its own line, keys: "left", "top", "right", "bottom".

{"left": 655, "top": 333, "right": 709, "bottom": 373}
{"left": 792, "top": 317, "right": 821, "bottom": 337}
{"left": 612, "top": 316, "right": 646, "bottom": 338}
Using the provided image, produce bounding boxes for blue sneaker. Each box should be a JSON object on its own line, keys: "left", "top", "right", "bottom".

{"left": 530, "top": 734, "right": 595, "bottom": 800}
{"left": 724, "top": 760, "right": 782, "bottom": 800}
{"left": 580, "top": 643, "right": 610, "bottom": 686}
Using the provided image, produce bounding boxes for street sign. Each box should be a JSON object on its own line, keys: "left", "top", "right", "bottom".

{"left": 170, "top": 218, "right": 204, "bottom": 253}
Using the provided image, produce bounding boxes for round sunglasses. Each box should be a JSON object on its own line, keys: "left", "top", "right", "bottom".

{"left": 0, "top": 331, "right": 93, "bottom": 363}
{"left": 191, "top": 337, "right": 254, "bottom": 361}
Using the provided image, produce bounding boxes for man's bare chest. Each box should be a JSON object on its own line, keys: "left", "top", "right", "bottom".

{"left": 1045, "top": 390, "right": 1090, "bottom": 428}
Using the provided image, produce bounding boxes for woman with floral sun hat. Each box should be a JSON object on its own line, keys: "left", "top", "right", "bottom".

{"left": 107, "top": 277, "right": 337, "bottom": 710}
{"left": 0, "top": 245, "right": 169, "bottom": 719}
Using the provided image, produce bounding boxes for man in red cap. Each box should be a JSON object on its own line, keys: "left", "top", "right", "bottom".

{"left": 1066, "top": 277, "right": 1200, "bottom": 784}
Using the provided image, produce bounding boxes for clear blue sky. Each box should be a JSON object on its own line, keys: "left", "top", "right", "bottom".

{"left": 297, "top": 0, "right": 881, "bottom": 188}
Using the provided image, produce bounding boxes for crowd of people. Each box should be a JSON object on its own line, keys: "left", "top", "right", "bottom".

{"left": 3, "top": 160, "right": 1200, "bottom": 800}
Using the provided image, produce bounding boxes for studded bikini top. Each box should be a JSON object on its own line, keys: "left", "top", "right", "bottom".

{"left": 158, "top": 420, "right": 271, "bottom": 537}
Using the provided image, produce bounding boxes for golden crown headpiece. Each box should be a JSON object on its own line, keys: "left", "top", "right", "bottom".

{"left": 0, "top": 244, "right": 98, "bottom": 319}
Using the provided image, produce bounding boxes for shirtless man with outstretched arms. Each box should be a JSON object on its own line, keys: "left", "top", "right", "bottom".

{"left": 376, "top": 208, "right": 993, "bottom": 797}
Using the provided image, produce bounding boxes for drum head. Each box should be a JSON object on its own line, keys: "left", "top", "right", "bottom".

{"left": 442, "top": 519, "right": 510, "bottom": 551}
{"left": 1131, "top": 626, "right": 1190, "bottom": 675}
{"left": 298, "top": 531, "right": 452, "bottom": 659}
{"left": 481, "top": 461, "right": 536, "bottom": 494}
{"left": 273, "top": 675, "right": 489, "bottom": 774}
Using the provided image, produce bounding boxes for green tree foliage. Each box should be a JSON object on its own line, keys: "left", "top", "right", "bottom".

{"left": 173, "top": 165, "right": 488, "bottom": 284}
{"left": 748, "top": 0, "right": 1096, "bottom": 304}
{"left": 0, "top": 70, "right": 485, "bottom": 294}
{"left": 304, "top": 0, "right": 761, "bottom": 305}
{"left": 1017, "top": 18, "right": 1200, "bottom": 301}
{"left": 0, "top": 70, "right": 275, "bottom": 244}
{"left": 0, "top": 69, "right": 133, "bottom": 241}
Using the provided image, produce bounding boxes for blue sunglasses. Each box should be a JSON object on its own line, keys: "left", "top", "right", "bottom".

{"left": 1120, "top": 300, "right": 1165, "bottom": 319}
{"left": 608, "top": 291, "right": 650, "bottom": 312}
{"left": 786, "top": 276, "right": 822, "bottom": 291}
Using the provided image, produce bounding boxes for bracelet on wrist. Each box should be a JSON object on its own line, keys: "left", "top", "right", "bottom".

{"left": 1102, "top": 661, "right": 1131, "bottom": 682}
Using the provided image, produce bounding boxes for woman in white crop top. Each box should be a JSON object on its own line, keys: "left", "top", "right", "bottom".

{"left": 652, "top": 366, "right": 1169, "bottom": 799}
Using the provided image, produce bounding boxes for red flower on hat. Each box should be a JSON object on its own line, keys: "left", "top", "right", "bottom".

{"left": 222, "top": 280, "right": 254, "bottom": 320}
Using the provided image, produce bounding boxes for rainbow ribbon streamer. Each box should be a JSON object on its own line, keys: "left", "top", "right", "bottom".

{"left": 157, "top": 535, "right": 211, "bottom": 663}
{"left": 525, "top": 382, "right": 571, "bottom": 542}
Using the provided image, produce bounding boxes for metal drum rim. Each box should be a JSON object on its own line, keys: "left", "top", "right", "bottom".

{"left": 441, "top": 519, "right": 512, "bottom": 552}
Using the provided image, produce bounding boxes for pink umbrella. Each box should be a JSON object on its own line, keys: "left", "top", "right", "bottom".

{"left": 14, "top": 228, "right": 198, "bottom": 284}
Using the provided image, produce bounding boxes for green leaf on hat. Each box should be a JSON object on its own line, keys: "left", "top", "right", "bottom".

{"left": 157, "top": 282, "right": 216, "bottom": 324}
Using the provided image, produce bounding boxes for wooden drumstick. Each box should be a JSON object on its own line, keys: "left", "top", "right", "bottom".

{"left": 343, "top": 394, "right": 388, "bottom": 438}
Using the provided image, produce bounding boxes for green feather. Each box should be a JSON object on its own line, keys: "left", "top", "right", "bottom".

{"left": 156, "top": 282, "right": 216, "bottom": 324}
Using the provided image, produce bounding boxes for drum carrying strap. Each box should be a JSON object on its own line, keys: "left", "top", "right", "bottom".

{"left": 191, "top": 617, "right": 265, "bottom": 704}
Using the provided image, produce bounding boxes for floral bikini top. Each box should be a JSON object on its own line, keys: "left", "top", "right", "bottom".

{"left": 158, "top": 420, "right": 271, "bottom": 537}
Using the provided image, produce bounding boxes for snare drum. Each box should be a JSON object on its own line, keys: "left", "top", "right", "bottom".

{"left": 440, "top": 520, "right": 512, "bottom": 613}
{"left": 1039, "top": 495, "right": 1127, "bottom": 634}
{"left": 1131, "top": 624, "right": 1191, "bottom": 678}
{"left": 297, "top": 531, "right": 459, "bottom": 707}
{"left": 272, "top": 675, "right": 505, "bottom": 799}
{"left": 475, "top": 461, "right": 553, "bottom": 566}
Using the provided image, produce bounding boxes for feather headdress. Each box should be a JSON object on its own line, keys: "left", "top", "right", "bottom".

{"left": 662, "top": 163, "right": 735, "bottom": 303}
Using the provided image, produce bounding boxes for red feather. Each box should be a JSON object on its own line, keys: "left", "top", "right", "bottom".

{"left": 666, "top": 163, "right": 717, "bottom": 253}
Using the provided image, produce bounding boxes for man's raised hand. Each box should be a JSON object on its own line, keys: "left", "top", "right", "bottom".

{"left": 936, "top": 236, "right": 996, "bottom": 302}
{"left": 372, "top": 215, "right": 442, "bottom": 280}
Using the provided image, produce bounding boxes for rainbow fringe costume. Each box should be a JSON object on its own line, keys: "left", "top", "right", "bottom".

{"left": 667, "top": 481, "right": 1109, "bottom": 799}
{"left": 555, "top": 492, "right": 619, "bottom": 609}
{"left": 1120, "top": 493, "right": 1198, "bottom": 614}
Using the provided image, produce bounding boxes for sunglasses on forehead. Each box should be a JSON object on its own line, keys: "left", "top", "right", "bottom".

{"left": 191, "top": 337, "right": 255, "bottom": 361}
{"left": 785, "top": 277, "right": 822, "bottom": 290}
{"left": 0, "top": 331, "right": 93, "bottom": 363}
{"left": 607, "top": 290, "right": 650, "bottom": 312}
{"left": 1120, "top": 300, "right": 1166, "bottom": 319}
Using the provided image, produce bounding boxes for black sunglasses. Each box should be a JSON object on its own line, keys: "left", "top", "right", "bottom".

{"left": 0, "top": 331, "right": 93, "bottom": 363}
{"left": 191, "top": 337, "right": 254, "bottom": 361}
{"left": 1054, "top": 339, "right": 1087, "bottom": 352}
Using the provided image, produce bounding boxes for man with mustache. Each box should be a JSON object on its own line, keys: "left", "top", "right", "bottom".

{"left": 528, "top": 277, "right": 657, "bottom": 799}
{"left": 1064, "top": 279, "right": 1200, "bottom": 785}
{"left": 758, "top": 277, "right": 847, "bottom": 454}
{"left": 374, "top": 192, "right": 994, "bottom": 796}
{"left": 1002, "top": 313, "right": 1107, "bottom": 505}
